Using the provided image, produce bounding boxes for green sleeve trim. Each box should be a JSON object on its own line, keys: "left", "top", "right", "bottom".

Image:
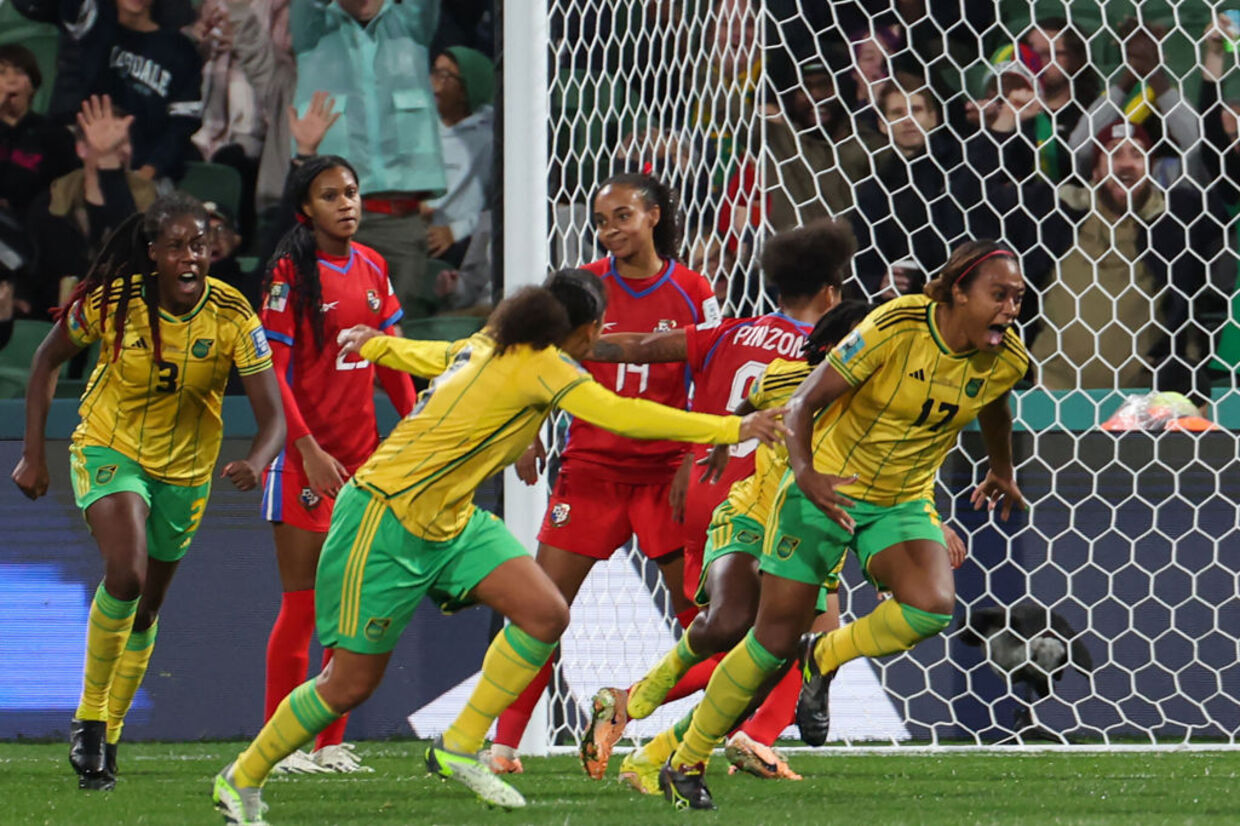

{"left": 899, "top": 603, "right": 953, "bottom": 637}
{"left": 125, "top": 621, "right": 159, "bottom": 651}
{"left": 235, "top": 360, "right": 273, "bottom": 376}
{"left": 93, "top": 582, "right": 139, "bottom": 621}
{"left": 503, "top": 624, "right": 556, "bottom": 667}
{"left": 825, "top": 353, "right": 862, "bottom": 386}
{"left": 546, "top": 376, "right": 591, "bottom": 410}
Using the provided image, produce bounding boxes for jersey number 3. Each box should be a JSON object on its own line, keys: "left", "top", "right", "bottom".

{"left": 155, "top": 360, "right": 179, "bottom": 393}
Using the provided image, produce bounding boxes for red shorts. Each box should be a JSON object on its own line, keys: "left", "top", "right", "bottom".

{"left": 681, "top": 471, "right": 733, "bottom": 600}
{"left": 537, "top": 464, "right": 682, "bottom": 560}
{"left": 260, "top": 451, "right": 335, "bottom": 533}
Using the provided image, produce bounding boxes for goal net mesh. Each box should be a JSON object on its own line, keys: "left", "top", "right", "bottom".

{"left": 535, "top": 0, "right": 1240, "bottom": 747}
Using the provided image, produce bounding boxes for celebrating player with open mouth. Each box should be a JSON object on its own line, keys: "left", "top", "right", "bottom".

{"left": 257, "top": 155, "right": 417, "bottom": 774}
{"left": 11, "top": 194, "right": 284, "bottom": 792}
{"left": 211, "top": 268, "right": 786, "bottom": 824}
{"left": 657, "top": 241, "right": 1029, "bottom": 810}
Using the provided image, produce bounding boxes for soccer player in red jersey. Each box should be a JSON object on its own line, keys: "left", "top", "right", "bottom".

{"left": 485, "top": 173, "right": 719, "bottom": 773}
{"left": 258, "top": 156, "right": 417, "bottom": 773}
{"left": 575, "top": 219, "right": 857, "bottom": 779}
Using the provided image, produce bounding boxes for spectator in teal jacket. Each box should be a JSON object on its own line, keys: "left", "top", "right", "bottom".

{"left": 292, "top": 0, "right": 446, "bottom": 318}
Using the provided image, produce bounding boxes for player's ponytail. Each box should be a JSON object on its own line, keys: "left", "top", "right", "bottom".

{"left": 489, "top": 268, "right": 608, "bottom": 355}
{"left": 804, "top": 300, "right": 879, "bottom": 366}
{"left": 263, "top": 155, "right": 360, "bottom": 352}
{"left": 596, "top": 172, "right": 683, "bottom": 261}
{"left": 60, "top": 192, "right": 208, "bottom": 364}
{"left": 925, "top": 240, "right": 1015, "bottom": 305}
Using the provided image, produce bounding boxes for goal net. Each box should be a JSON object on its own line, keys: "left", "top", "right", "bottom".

{"left": 528, "top": 0, "right": 1240, "bottom": 749}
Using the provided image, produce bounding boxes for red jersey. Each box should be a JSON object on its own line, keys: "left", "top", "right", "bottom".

{"left": 564, "top": 256, "right": 720, "bottom": 483}
{"left": 261, "top": 242, "right": 406, "bottom": 472}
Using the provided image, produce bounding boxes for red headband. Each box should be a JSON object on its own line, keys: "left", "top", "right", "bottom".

{"left": 954, "top": 250, "right": 1015, "bottom": 286}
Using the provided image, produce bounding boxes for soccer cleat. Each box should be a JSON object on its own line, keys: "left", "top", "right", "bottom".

{"left": 69, "top": 719, "right": 112, "bottom": 790}
{"left": 580, "top": 687, "right": 628, "bottom": 779}
{"left": 479, "top": 745, "right": 524, "bottom": 775}
{"left": 212, "top": 763, "right": 269, "bottom": 826}
{"left": 658, "top": 759, "right": 716, "bottom": 810}
{"left": 626, "top": 673, "right": 675, "bottom": 720}
{"left": 724, "top": 731, "right": 802, "bottom": 780}
{"left": 795, "top": 633, "right": 837, "bottom": 747}
{"left": 105, "top": 743, "right": 119, "bottom": 778}
{"left": 426, "top": 736, "right": 526, "bottom": 809}
{"left": 618, "top": 748, "right": 661, "bottom": 795}
{"left": 312, "top": 743, "right": 373, "bottom": 773}
{"left": 271, "top": 749, "right": 330, "bottom": 775}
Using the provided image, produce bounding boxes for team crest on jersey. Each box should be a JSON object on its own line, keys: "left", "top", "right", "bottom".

{"left": 838, "top": 331, "right": 865, "bottom": 363}
{"left": 654, "top": 319, "right": 677, "bottom": 332}
{"left": 736, "top": 529, "right": 760, "bottom": 545}
{"left": 363, "top": 617, "right": 392, "bottom": 642}
{"left": 775, "top": 535, "right": 801, "bottom": 560}
{"left": 95, "top": 465, "right": 118, "bottom": 485}
{"left": 965, "top": 378, "right": 984, "bottom": 398}
{"left": 550, "top": 502, "right": 571, "bottom": 526}
{"left": 191, "top": 338, "right": 214, "bottom": 358}
{"left": 266, "top": 282, "right": 288, "bottom": 312}
{"left": 299, "top": 487, "right": 321, "bottom": 510}
{"left": 366, "top": 289, "right": 381, "bottom": 313}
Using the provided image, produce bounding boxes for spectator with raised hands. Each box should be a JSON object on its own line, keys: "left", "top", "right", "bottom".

{"left": 290, "top": 0, "right": 446, "bottom": 320}
{"left": 22, "top": 95, "right": 155, "bottom": 321}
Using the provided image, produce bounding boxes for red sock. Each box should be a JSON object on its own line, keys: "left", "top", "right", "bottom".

{"left": 315, "top": 648, "right": 351, "bottom": 749}
{"left": 675, "top": 606, "right": 699, "bottom": 629}
{"left": 662, "top": 653, "right": 723, "bottom": 703}
{"left": 493, "top": 656, "right": 554, "bottom": 749}
{"left": 264, "top": 589, "right": 315, "bottom": 721}
{"left": 739, "top": 660, "right": 803, "bottom": 745}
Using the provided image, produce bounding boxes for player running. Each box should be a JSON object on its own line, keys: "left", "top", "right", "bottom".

{"left": 487, "top": 172, "right": 720, "bottom": 773}
{"left": 574, "top": 219, "right": 854, "bottom": 780}
{"left": 657, "top": 241, "right": 1030, "bottom": 810}
{"left": 257, "top": 156, "right": 417, "bottom": 774}
{"left": 11, "top": 194, "right": 284, "bottom": 791}
{"left": 211, "top": 268, "right": 786, "bottom": 823}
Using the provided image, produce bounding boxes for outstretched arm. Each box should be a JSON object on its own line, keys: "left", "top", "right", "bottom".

{"left": 11, "top": 322, "right": 83, "bottom": 500}
{"left": 347, "top": 326, "right": 458, "bottom": 377}
{"left": 587, "top": 329, "right": 688, "bottom": 364}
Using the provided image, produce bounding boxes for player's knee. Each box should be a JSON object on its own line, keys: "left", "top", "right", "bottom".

{"left": 320, "top": 673, "right": 379, "bottom": 713}
{"left": 521, "top": 594, "right": 570, "bottom": 644}
{"left": 103, "top": 569, "right": 143, "bottom": 602}
{"left": 698, "top": 611, "right": 751, "bottom": 653}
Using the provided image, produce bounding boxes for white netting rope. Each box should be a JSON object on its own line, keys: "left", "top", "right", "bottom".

{"left": 537, "top": 0, "right": 1240, "bottom": 748}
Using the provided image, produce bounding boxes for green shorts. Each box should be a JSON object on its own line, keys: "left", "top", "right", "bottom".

{"left": 698, "top": 501, "right": 838, "bottom": 613}
{"left": 316, "top": 482, "right": 530, "bottom": 655}
{"left": 70, "top": 444, "right": 210, "bottom": 562}
{"left": 760, "top": 473, "right": 944, "bottom": 591}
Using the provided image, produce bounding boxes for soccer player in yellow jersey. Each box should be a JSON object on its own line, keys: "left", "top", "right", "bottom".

{"left": 10, "top": 194, "right": 285, "bottom": 791}
{"left": 212, "top": 268, "right": 786, "bottom": 822}
{"left": 658, "top": 241, "right": 1030, "bottom": 810}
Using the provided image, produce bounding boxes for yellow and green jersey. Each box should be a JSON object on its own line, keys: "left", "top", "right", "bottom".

{"left": 816, "top": 294, "right": 1028, "bottom": 506}
{"left": 354, "top": 333, "right": 742, "bottom": 542}
{"left": 66, "top": 275, "right": 272, "bottom": 486}
{"left": 724, "top": 357, "right": 812, "bottom": 528}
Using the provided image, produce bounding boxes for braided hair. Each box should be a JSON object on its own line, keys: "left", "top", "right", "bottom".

{"left": 595, "top": 172, "right": 683, "bottom": 260}
{"left": 262, "top": 155, "right": 360, "bottom": 351}
{"left": 489, "top": 268, "right": 608, "bottom": 355}
{"left": 59, "top": 192, "right": 209, "bottom": 364}
{"left": 803, "top": 300, "right": 879, "bottom": 366}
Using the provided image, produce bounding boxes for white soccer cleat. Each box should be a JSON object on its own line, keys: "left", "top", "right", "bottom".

{"left": 312, "top": 743, "right": 374, "bottom": 773}
{"left": 271, "top": 749, "right": 330, "bottom": 775}
{"left": 427, "top": 736, "right": 526, "bottom": 809}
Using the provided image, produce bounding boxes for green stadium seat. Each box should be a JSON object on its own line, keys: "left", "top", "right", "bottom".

{"left": 0, "top": 366, "right": 27, "bottom": 399}
{"left": 401, "top": 315, "right": 485, "bottom": 342}
{"left": 0, "top": 320, "right": 53, "bottom": 371}
{"left": 178, "top": 162, "right": 243, "bottom": 221}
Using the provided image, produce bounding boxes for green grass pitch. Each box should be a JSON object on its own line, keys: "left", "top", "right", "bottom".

{"left": 1, "top": 741, "right": 1236, "bottom": 825}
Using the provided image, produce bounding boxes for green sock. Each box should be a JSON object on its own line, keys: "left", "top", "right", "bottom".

{"left": 76, "top": 583, "right": 138, "bottom": 721}
{"left": 107, "top": 621, "right": 158, "bottom": 744}
{"left": 234, "top": 681, "right": 340, "bottom": 788}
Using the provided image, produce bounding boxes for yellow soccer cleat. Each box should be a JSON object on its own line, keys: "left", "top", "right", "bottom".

{"left": 618, "top": 747, "right": 661, "bottom": 795}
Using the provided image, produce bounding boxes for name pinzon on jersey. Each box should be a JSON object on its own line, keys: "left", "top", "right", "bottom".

{"left": 733, "top": 324, "right": 806, "bottom": 358}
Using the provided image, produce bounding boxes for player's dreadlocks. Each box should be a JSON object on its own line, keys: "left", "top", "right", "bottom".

{"left": 804, "top": 300, "right": 879, "bottom": 366}
{"left": 263, "top": 155, "right": 359, "bottom": 352}
{"left": 59, "top": 192, "right": 209, "bottom": 364}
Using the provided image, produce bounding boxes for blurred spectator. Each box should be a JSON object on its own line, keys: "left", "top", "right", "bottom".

{"left": 423, "top": 46, "right": 494, "bottom": 269}
{"left": 0, "top": 44, "right": 76, "bottom": 218}
{"left": 201, "top": 198, "right": 261, "bottom": 308}
{"left": 292, "top": 0, "right": 446, "bottom": 319}
{"left": 433, "top": 210, "right": 493, "bottom": 313}
{"left": 693, "top": 0, "right": 761, "bottom": 196}
{"left": 687, "top": 234, "right": 736, "bottom": 312}
{"left": 1068, "top": 19, "right": 1203, "bottom": 184}
{"left": 850, "top": 72, "right": 979, "bottom": 298}
{"left": 23, "top": 95, "right": 154, "bottom": 320}
{"left": 1022, "top": 18, "right": 1097, "bottom": 182}
{"left": 1030, "top": 121, "right": 1223, "bottom": 397}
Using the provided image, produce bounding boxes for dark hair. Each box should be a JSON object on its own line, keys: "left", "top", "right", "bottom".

{"left": 0, "top": 44, "right": 42, "bottom": 91}
{"left": 1028, "top": 18, "right": 1099, "bottom": 104}
{"left": 489, "top": 268, "right": 608, "bottom": 355}
{"left": 924, "top": 240, "right": 1016, "bottom": 304}
{"left": 59, "top": 192, "right": 208, "bottom": 363}
{"left": 594, "top": 172, "right": 683, "bottom": 260}
{"left": 761, "top": 218, "right": 857, "bottom": 301}
{"left": 804, "top": 300, "right": 878, "bottom": 366}
{"left": 262, "top": 155, "right": 359, "bottom": 352}
{"left": 877, "top": 71, "right": 940, "bottom": 122}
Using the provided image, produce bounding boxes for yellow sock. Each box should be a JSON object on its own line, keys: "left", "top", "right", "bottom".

{"left": 106, "top": 621, "right": 157, "bottom": 744}
{"left": 671, "top": 631, "right": 783, "bottom": 768}
{"left": 443, "top": 625, "right": 555, "bottom": 755}
{"left": 233, "top": 680, "right": 339, "bottom": 788}
{"left": 76, "top": 583, "right": 138, "bottom": 721}
{"left": 642, "top": 709, "right": 693, "bottom": 765}
{"left": 813, "top": 598, "right": 953, "bottom": 674}
{"left": 628, "top": 635, "right": 702, "bottom": 719}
